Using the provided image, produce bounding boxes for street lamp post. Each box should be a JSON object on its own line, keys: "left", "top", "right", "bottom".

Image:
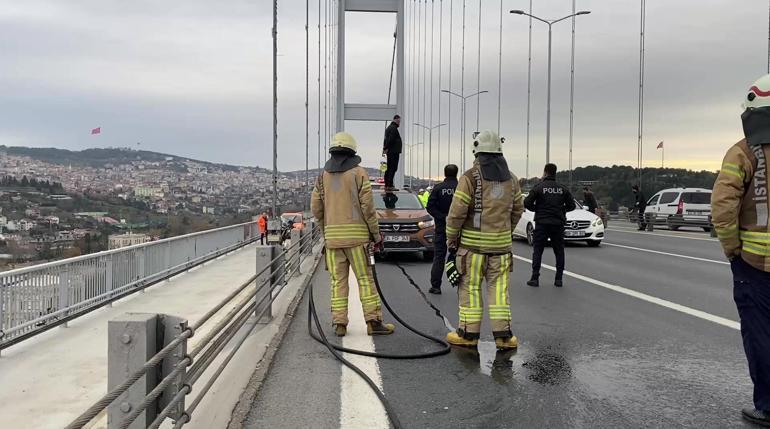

{"left": 414, "top": 122, "right": 447, "bottom": 184}
{"left": 441, "top": 89, "right": 488, "bottom": 169}
{"left": 510, "top": 9, "right": 590, "bottom": 164}
{"left": 406, "top": 142, "right": 424, "bottom": 189}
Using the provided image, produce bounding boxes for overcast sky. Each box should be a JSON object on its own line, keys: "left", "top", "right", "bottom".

{"left": 0, "top": 1, "right": 767, "bottom": 176}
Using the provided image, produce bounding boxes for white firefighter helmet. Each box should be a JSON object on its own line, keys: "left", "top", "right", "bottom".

{"left": 743, "top": 74, "right": 770, "bottom": 110}
{"left": 330, "top": 131, "right": 358, "bottom": 153}
{"left": 472, "top": 130, "right": 503, "bottom": 155}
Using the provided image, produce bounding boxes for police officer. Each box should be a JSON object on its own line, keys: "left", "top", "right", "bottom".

{"left": 712, "top": 74, "right": 770, "bottom": 426}
{"left": 445, "top": 131, "right": 524, "bottom": 350}
{"left": 632, "top": 185, "right": 647, "bottom": 230}
{"left": 426, "top": 164, "right": 459, "bottom": 294}
{"left": 311, "top": 132, "right": 395, "bottom": 337}
{"left": 524, "top": 163, "right": 576, "bottom": 288}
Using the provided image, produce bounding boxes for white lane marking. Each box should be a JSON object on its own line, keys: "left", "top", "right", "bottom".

{"left": 512, "top": 255, "right": 740, "bottom": 331}
{"left": 602, "top": 242, "right": 729, "bottom": 266}
{"left": 608, "top": 227, "right": 718, "bottom": 242}
{"left": 340, "top": 267, "right": 388, "bottom": 429}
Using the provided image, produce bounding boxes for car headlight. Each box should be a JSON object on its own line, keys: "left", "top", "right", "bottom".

{"left": 418, "top": 219, "right": 435, "bottom": 229}
{"left": 592, "top": 218, "right": 603, "bottom": 227}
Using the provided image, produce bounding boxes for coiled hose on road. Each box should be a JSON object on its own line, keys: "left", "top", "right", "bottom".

{"left": 307, "top": 253, "right": 451, "bottom": 429}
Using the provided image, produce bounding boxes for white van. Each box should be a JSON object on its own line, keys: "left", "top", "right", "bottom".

{"left": 644, "top": 188, "right": 712, "bottom": 231}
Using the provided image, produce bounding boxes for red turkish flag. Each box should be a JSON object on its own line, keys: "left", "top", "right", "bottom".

{"left": 91, "top": 127, "right": 101, "bottom": 135}
{"left": 656, "top": 141, "right": 663, "bottom": 149}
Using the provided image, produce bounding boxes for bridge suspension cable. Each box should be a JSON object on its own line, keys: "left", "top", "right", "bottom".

{"left": 447, "top": 0, "right": 453, "bottom": 166}
{"left": 429, "top": 0, "right": 435, "bottom": 182}
{"left": 525, "top": 0, "right": 532, "bottom": 179}
{"left": 437, "top": 0, "right": 443, "bottom": 171}
{"left": 317, "top": 0, "right": 321, "bottom": 172}
{"left": 475, "top": 0, "right": 481, "bottom": 132}
{"left": 497, "top": 0, "right": 503, "bottom": 135}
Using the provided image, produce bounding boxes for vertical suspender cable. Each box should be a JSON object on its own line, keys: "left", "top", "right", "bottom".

{"left": 637, "top": 0, "right": 646, "bottom": 187}
{"left": 497, "top": 0, "right": 502, "bottom": 135}
{"left": 317, "top": 0, "right": 321, "bottom": 171}
{"left": 525, "top": 0, "right": 532, "bottom": 179}
{"left": 272, "top": 0, "right": 278, "bottom": 218}
{"left": 461, "top": 0, "right": 466, "bottom": 169}
{"left": 410, "top": 0, "right": 415, "bottom": 181}
{"left": 475, "top": 0, "right": 481, "bottom": 132}
{"left": 447, "top": 0, "right": 454, "bottom": 166}
{"left": 438, "top": 0, "right": 443, "bottom": 170}
{"left": 429, "top": 0, "right": 435, "bottom": 182}
{"left": 417, "top": 0, "right": 422, "bottom": 179}
{"left": 323, "top": 0, "right": 328, "bottom": 155}
{"left": 423, "top": 0, "right": 428, "bottom": 179}
{"left": 767, "top": 0, "right": 770, "bottom": 73}
{"left": 304, "top": 0, "right": 311, "bottom": 207}
{"left": 569, "top": 0, "right": 576, "bottom": 191}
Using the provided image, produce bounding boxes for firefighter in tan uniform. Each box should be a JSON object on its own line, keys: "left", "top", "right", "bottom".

{"left": 444, "top": 131, "right": 524, "bottom": 350}
{"left": 712, "top": 74, "right": 770, "bottom": 426}
{"left": 311, "top": 132, "right": 395, "bottom": 337}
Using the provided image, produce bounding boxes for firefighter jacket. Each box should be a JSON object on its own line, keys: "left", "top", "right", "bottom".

{"left": 311, "top": 153, "right": 379, "bottom": 249}
{"left": 712, "top": 139, "right": 770, "bottom": 271}
{"left": 445, "top": 160, "right": 525, "bottom": 254}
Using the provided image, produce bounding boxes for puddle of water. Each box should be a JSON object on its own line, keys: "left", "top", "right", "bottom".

{"left": 522, "top": 350, "right": 572, "bottom": 385}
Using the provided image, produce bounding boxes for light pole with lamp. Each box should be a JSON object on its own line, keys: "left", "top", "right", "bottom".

{"left": 406, "top": 142, "right": 424, "bottom": 189}
{"left": 414, "top": 122, "right": 447, "bottom": 184}
{"left": 510, "top": 9, "right": 590, "bottom": 164}
{"left": 441, "top": 89, "right": 488, "bottom": 169}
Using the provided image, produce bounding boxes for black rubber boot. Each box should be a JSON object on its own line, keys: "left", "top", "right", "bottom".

{"left": 743, "top": 409, "right": 770, "bottom": 427}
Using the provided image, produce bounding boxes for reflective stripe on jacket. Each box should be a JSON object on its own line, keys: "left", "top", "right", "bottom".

{"left": 445, "top": 162, "right": 525, "bottom": 254}
{"left": 311, "top": 167, "right": 379, "bottom": 249}
{"left": 712, "top": 139, "right": 770, "bottom": 271}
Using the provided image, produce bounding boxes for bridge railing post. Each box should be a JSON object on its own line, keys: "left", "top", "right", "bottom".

{"left": 289, "top": 229, "right": 302, "bottom": 276}
{"left": 107, "top": 313, "right": 188, "bottom": 429}
{"left": 255, "top": 245, "right": 282, "bottom": 323}
{"left": 108, "top": 313, "right": 158, "bottom": 429}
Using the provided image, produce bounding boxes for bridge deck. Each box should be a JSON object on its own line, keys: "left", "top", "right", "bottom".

{"left": 0, "top": 244, "right": 260, "bottom": 428}
{"left": 246, "top": 221, "right": 752, "bottom": 429}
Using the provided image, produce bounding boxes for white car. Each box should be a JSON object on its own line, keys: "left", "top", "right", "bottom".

{"left": 513, "top": 196, "right": 605, "bottom": 247}
{"left": 643, "top": 187, "right": 712, "bottom": 231}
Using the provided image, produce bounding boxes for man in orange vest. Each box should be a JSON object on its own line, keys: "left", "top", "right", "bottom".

{"left": 258, "top": 212, "right": 268, "bottom": 245}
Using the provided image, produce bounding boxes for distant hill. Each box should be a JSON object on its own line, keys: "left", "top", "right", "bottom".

{"left": 0, "top": 146, "right": 271, "bottom": 173}
{"left": 542, "top": 165, "right": 718, "bottom": 211}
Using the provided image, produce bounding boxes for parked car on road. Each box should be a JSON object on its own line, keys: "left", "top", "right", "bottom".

{"left": 374, "top": 190, "right": 435, "bottom": 260}
{"left": 513, "top": 195, "right": 605, "bottom": 247}
{"left": 643, "top": 188, "right": 712, "bottom": 231}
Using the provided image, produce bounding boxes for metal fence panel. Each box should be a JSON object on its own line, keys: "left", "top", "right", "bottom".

{"left": 0, "top": 221, "right": 259, "bottom": 349}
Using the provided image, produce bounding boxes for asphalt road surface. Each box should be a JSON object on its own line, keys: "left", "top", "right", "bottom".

{"left": 245, "top": 221, "right": 755, "bottom": 429}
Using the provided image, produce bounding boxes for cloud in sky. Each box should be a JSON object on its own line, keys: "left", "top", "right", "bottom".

{"left": 0, "top": 0, "right": 767, "bottom": 176}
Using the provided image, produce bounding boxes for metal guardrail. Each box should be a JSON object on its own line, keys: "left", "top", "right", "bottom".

{"left": 65, "top": 222, "right": 322, "bottom": 429}
{"left": 0, "top": 221, "right": 261, "bottom": 350}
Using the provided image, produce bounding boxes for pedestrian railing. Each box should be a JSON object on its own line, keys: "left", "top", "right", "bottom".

{"left": 64, "top": 222, "right": 321, "bottom": 429}
{"left": 0, "top": 221, "right": 261, "bottom": 350}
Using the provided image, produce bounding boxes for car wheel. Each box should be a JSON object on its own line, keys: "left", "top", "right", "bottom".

{"left": 423, "top": 251, "right": 434, "bottom": 261}
{"left": 526, "top": 223, "right": 534, "bottom": 246}
{"left": 587, "top": 240, "right": 601, "bottom": 247}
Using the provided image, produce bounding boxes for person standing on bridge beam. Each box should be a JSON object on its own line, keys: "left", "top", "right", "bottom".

{"left": 711, "top": 74, "right": 770, "bottom": 427}
{"left": 311, "top": 132, "right": 396, "bottom": 337}
{"left": 382, "top": 114, "right": 402, "bottom": 191}
{"left": 444, "top": 131, "right": 524, "bottom": 350}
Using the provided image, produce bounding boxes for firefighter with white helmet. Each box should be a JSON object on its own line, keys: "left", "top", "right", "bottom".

{"left": 712, "top": 74, "right": 770, "bottom": 426}
{"left": 444, "top": 130, "right": 524, "bottom": 349}
{"left": 311, "top": 132, "right": 395, "bottom": 337}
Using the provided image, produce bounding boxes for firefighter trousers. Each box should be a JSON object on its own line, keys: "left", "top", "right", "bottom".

{"left": 731, "top": 257, "right": 770, "bottom": 411}
{"left": 325, "top": 245, "right": 383, "bottom": 326}
{"left": 456, "top": 249, "right": 513, "bottom": 339}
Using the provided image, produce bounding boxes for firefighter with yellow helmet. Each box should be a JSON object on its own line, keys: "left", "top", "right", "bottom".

{"left": 444, "top": 130, "right": 524, "bottom": 350}
{"left": 311, "top": 132, "right": 395, "bottom": 337}
{"left": 712, "top": 74, "right": 770, "bottom": 426}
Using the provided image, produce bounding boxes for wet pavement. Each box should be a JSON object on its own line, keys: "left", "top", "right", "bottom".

{"left": 247, "top": 222, "right": 755, "bottom": 428}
